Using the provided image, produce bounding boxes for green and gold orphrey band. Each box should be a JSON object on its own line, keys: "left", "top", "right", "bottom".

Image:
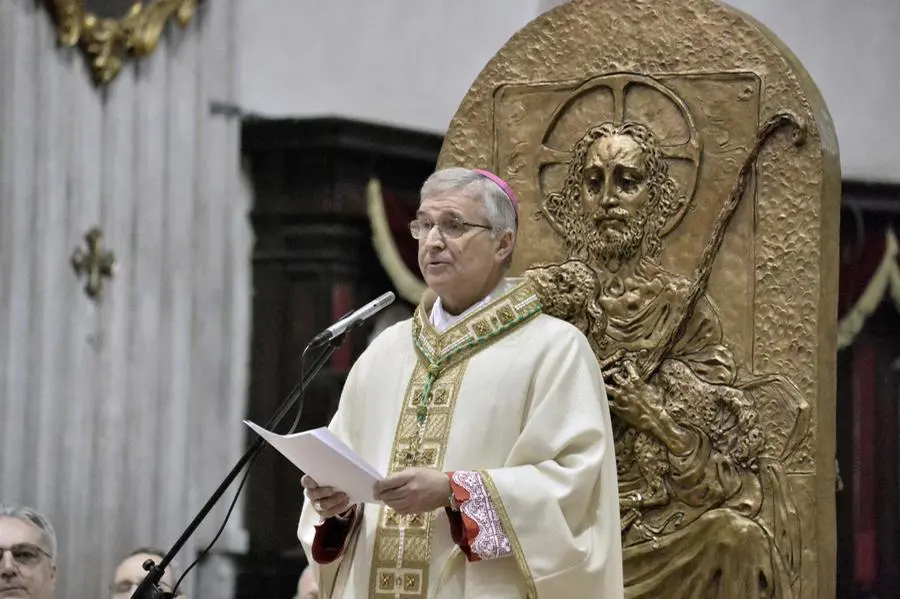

{"left": 368, "top": 280, "right": 542, "bottom": 598}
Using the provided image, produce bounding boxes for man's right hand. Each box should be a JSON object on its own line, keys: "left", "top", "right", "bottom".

{"left": 302, "top": 474, "right": 351, "bottom": 518}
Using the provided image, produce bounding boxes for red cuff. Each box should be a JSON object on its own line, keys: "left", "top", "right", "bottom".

{"left": 446, "top": 472, "right": 481, "bottom": 562}
{"left": 311, "top": 505, "right": 357, "bottom": 564}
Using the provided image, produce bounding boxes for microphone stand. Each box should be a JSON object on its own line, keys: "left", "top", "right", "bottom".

{"left": 131, "top": 329, "right": 353, "bottom": 599}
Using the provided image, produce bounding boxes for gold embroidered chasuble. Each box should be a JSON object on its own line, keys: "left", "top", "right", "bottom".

{"left": 297, "top": 278, "right": 624, "bottom": 599}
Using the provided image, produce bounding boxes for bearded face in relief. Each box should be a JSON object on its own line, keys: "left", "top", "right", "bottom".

{"left": 544, "top": 122, "right": 681, "bottom": 266}
{"left": 581, "top": 132, "right": 654, "bottom": 262}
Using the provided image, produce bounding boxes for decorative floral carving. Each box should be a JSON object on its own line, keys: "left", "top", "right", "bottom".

{"left": 48, "top": 0, "right": 200, "bottom": 84}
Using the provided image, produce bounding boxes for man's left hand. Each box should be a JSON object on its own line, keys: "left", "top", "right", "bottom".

{"left": 374, "top": 468, "right": 451, "bottom": 515}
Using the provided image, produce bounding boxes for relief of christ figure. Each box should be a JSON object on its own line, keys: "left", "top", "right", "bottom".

{"left": 526, "top": 114, "right": 809, "bottom": 599}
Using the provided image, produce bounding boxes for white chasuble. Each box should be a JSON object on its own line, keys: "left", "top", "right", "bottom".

{"left": 297, "top": 278, "right": 623, "bottom": 598}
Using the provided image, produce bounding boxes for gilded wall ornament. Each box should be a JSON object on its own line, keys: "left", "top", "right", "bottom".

{"left": 46, "top": 0, "right": 200, "bottom": 84}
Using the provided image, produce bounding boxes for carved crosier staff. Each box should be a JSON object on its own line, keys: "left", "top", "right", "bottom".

{"left": 636, "top": 109, "right": 808, "bottom": 380}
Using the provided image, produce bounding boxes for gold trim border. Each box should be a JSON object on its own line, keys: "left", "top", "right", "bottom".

{"left": 480, "top": 470, "right": 538, "bottom": 598}
{"left": 47, "top": 0, "right": 200, "bottom": 84}
{"left": 412, "top": 279, "right": 542, "bottom": 367}
{"left": 367, "top": 360, "right": 468, "bottom": 598}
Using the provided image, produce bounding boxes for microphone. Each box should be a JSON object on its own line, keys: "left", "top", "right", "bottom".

{"left": 308, "top": 291, "right": 396, "bottom": 347}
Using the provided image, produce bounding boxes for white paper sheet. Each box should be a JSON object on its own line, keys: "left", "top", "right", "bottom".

{"left": 244, "top": 420, "right": 384, "bottom": 504}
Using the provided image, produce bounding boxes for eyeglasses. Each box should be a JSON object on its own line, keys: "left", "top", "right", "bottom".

{"left": 0, "top": 543, "right": 52, "bottom": 567}
{"left": 409, "top": 218, "right": 492, "bottom": 240}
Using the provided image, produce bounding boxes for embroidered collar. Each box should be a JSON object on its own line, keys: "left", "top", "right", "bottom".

{"left": 413, "top": 278, "right": 542, "bottom": 368}
{"left": 429, "top": 280, "right": 513, "bottom": 333}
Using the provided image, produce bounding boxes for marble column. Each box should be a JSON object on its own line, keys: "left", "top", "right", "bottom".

{"left": 0, "top": 1, "right": 252, "bottom": 598}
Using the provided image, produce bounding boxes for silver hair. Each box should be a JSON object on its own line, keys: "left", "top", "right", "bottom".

{"left": 0, "top": 504, "right": 58, "bottom": 563}
{"left": 420, "top": 167, "right": 518, "bottom": 235}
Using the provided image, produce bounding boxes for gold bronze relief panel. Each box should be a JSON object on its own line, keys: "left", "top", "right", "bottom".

{"left": 437, "top": 1, "right": 840, "bottom": 596}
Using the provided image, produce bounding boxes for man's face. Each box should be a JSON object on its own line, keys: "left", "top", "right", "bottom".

{"left": 580, "top": 133, "right": 653, "bottom": 262}
{"left": 416, "top": 191, "right": 511, "bottom": 309}
{"left": 109, "top": 554, "right": 176, "bottom": 599}
{"left": 0, "top": 517, "right": 57, "bottom": 599}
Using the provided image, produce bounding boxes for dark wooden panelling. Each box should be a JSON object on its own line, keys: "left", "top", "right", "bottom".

{"left": 237, "top": 117, "right": 440, "bottom": 598}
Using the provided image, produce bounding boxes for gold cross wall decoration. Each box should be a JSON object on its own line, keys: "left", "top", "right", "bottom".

{"left": 71, "top": 227, "right": 117, "bottom": 300}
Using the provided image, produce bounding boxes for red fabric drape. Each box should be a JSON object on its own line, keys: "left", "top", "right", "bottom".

{"left": 839, "top": 225, "right": 888, "bottom": 318}
{"left": 380, "top": 188, "right": 421, "bottom": 277}
{"left": 852, "top": 340, "right": 878, "bottom": 588}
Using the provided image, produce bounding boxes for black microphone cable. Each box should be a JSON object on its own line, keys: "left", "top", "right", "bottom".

{"left": 169, "top": 328, "right": 342, "bottom": 595}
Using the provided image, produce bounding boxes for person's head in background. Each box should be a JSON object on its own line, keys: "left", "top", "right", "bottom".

{"left": 0, "top": 504, "right": 58, "bottom": 599}
{"left": 295, "top": 564, "right": 318, "bottom": 599}
{"left": 109, "top": 547, "right": 184, "bottom": 599}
